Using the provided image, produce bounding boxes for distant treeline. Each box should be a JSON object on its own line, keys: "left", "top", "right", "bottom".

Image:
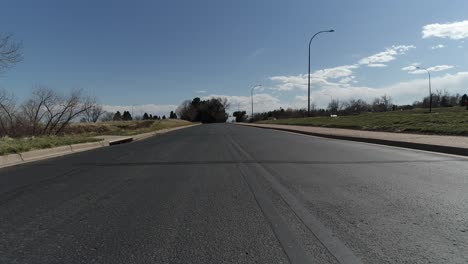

{"left": 108, "top": 111, "right": 177, "bottom": 122}
{"left": 247, "top": 92, "right": 468, "bottom": 122}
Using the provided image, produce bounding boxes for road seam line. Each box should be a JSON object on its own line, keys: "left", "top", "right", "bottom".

{"left": 237, "top": 163, "right": 312, "bottom": 264}
{"left": 228, "top": 135, "right": 363, "bottom": 264}
{"left": 259, "top": 164, "right": 363, "bottom": 264}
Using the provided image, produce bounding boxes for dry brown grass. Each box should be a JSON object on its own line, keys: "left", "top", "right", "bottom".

{"left": 64, "top": 119, "right": 194, "bottom": 136}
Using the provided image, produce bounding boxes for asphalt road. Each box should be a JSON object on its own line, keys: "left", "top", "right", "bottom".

{"left": 1, "top": 124, "right": 467, "bottom": 264}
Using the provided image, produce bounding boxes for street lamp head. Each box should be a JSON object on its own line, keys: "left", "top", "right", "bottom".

{"left": 328, "top": 29, "right": 335, "bottom": 32}
{"left": 416, "top": 66, "right": 421, "bottom": 69}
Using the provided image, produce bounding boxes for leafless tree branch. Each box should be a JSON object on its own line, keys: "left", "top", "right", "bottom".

{"left": 0, "top": 33, "right": 23, "bottom": 73}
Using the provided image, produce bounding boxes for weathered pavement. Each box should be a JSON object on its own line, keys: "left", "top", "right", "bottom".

{"left": 1, "top": 124, "right": 467, "bottom": 263}
{"left": 239, "top": 123, "right": 468, "bottom": 156}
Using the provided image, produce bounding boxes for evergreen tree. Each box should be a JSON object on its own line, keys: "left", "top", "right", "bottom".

{"left": 162, "top": 115, "right": 166, "bottom": 119}
{"left": 142, "top": 112, "right": 150, "bottom": 120}
{"left": 113, "top": 111, "right": 122, "bottom": 121}
{"left": 460, "top": 94, "right": 468, "bottom": 107}
{"left": 122, "top": 111, "right": 133, "bottom": 121}
{"left": 169, "top": 111, "right": 177, "bottom": 119}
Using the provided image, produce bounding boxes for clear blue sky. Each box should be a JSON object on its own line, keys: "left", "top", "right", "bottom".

{"left": 1, "top": 0, "right": 468, "bottom": 114}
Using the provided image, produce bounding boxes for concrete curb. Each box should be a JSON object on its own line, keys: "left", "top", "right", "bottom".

{"left": 108, "top": 137, "right": 133, "bottom": 145}
{"left": 20, "top": 145, "right": 73, "bottom": 162}
{"left": 0, "top": 123, "right": 198, "bottom": 169}
{"left": 0, "top": 154, "right": 24, "bottom": 168}
{"left": 132, "top": 132, "right": 155, "bottom": 141}
{"left": 239, "top": 124, "right": 468, "bottom": 157}
{"left": 70, "top": 142, "right": 105, "bottom": 153}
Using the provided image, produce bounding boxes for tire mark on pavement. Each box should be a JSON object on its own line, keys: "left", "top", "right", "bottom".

{"left": 228, "top": 134, "right": 363, "bottom": 264}
{"left": 237, "top": 163, "right": 312, "bottom": 264}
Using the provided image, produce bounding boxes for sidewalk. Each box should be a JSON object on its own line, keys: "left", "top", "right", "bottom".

{"left": 238, "top": 123, "right": 468, "bottom": 156}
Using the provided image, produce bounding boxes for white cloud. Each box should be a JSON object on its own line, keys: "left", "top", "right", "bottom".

{"left": 312, "top": 64, "right": 358, "bottom": 79}
{"left": 195, "top": 90, "right": 207, "bottom": 93}
{"left": 358, "top": 45, "right": 415, "bottom": 67}
{"left": 403, "top": 64, "right": 454, "bottom": 74}
{"left": 295, "top": 95, "right": 308, "bottom": 101}
{"left": 338, "top": 76, "right": 356, "bottom": 85}
{"left": 431, "top": 44, "right": 446, "bottom": 50}
{"left": 401, "top": 65, "right": 417, "bottom": 71}
{"left": 270, "top": 65, "right": 358, "bottom": 91}
{"left": 401, "top": 62, "right": 421, "bottom": 72}
{"left": 202, "top": 93, "right": 284, "bottom": 114}
{"left": 102, "top": 104, "right": 178, "bottom": 117}
{"left": 367, "top": 64, "right": 387, "bottom": 68}
{"left": 423, "top": 20, "right": 468, "bottom": 40}
{"left": 428, "top": 65, "right": 455, "bottom": 72}
{"left": 270, "top": 74, "right": 308, "bottom": 91}
{"left": 270, "top": 44, "right": 415, "bottom": 92}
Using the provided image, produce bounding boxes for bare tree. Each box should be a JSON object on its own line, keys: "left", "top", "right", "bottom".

{"left": 33, "top": 89, "right": 94, "bottom": 135}
{"left": 83, "top": 101, "right": 104, "bottom": 123}
{"left": 327, "top": 99, "right": 342, "bottom": 114}
{"left": 380, "top": 94, "right": 392, "bottom": 111}
{"left": 0, "top": 89, "right": 17, "bottom": 136}
{"left": 21, "top": 87, "right": 57, "bottom": 135}
{"left": 100, "top": 111, "right": 114, "bottom": 122}
{"left": 310, "top": 103, "right": 317, "bottom": 112}
{"left": 372, "top": 95, "right": 392, "bottom": 112}
{"left": 0, "top": 33, "right": 22, "bottom": 73}
{"left": 2, "top": 87, "right": 102, "bottom": 137}
{"left": 217, "top": 97, "right": 231, "bottom": 111}
{"left": 176, "top": 100, "right": 197, "bottom": 121}
{"left": 342, "top": 99, "right": 370, "bottom": 114}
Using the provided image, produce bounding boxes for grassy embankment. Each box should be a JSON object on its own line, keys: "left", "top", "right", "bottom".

{"left": 259, "top": 107, "right": 468, "bottom": 136}
{"left": 0, "top": 119, "right": 193, "bottom": 155}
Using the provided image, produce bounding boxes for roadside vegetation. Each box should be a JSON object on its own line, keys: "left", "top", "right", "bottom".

{"left": 0, "top": 136, "right": 101, "bottom": 156}
{"left": 66, "top": 119, "right": 193, "bottom": 136}
{"left": 251, "top": 91, "right": 468, "bottom": 136}
{"left": 0, "top": 85, "right": 189, "bottom": 155}
{"left": 259, "top": 106, "right": 468, "bottom": 136}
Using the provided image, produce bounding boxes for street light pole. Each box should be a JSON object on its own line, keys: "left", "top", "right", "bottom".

{"left": 250, "top": 84, "right": 262, "bottom": 118}
{"left": 416, "top": 67, "right": 432, "bottom": 113}
{"left": 308, "top": 29, "right": 334, "bottom": 117}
